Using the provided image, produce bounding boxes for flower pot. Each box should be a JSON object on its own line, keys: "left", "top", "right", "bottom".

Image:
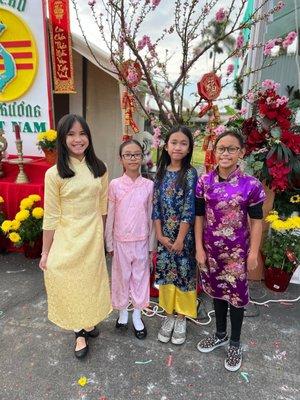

{"left": 43, "top": 148, "right": 57, "bottom": 165}
{"left": 23, "top": 238, "right": 42, "bottom": 259}
{"left": 264, "top": 267, "right": 292, "bottom": 292}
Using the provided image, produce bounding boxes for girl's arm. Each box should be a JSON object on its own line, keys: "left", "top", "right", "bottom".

{"left": 154, "top": 219, "right": 173, "bottom": 252}
{"left": 172, "top": 169, "right": 197, "bottom": 253}
{"left": 105, "top": 182, "right": 115, "bottom": 255}
{"left": 39, "top": 169, "right": 61, "bottom": 271}
{"left": 39, "top": 230, "right": 55, "bottom": 271}
{"left": 105, "top": 200, "right": 115, "bottom": 255}
{"left": 247, "top": 218, "right": 263, "bottom": 271}
{"left": 195, "top": 215, "right": 207, "bottom": 267}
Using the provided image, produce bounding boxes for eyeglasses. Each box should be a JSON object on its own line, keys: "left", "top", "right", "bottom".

{"left": 121, "top": 153, "right": 143, "bottom": 160}
{"left": 215, "top": 146, "right": 241, "bottom": 154}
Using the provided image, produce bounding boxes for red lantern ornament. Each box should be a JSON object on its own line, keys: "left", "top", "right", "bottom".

{"left": 197, "top": 73, "right": 221, "bottom": 117}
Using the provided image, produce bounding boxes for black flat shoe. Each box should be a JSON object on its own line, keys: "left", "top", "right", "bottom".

{"left": 86, "top": 326, "right": 99, "bottom": 338}
{"left": 133, "top": 320, "right": 147, "bottom": 340}
{"left": 115, "top": 318, "right": 128, "bottom": 330}
{"left": 74, "top": 329, "right": 89, "bottom": 359}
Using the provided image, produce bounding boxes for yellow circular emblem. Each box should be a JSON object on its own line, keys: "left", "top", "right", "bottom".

{"left": 0, "top": 8, "right": 38, "bottom": 101}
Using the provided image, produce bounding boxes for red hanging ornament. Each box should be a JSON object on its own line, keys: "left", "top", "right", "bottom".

{"left": 197, "top": 73, "right": 221, "bottom": 117}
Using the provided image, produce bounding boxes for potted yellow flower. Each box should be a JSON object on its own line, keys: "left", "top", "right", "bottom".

{"left": 37, "top": 129, "right": 57, "bottom": 165}
{"left": 262, "top": 211, "right": 300, "bottom": 292}
{"left": 1, "top": 194, "right": 44, "bottom": 258}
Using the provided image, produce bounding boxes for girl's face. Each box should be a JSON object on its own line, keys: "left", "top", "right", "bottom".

{"left": 214, "top": 135, "right": 245, "bottom": 171}
{"left": 166, "top": 131, "right": 190, "bottom": 163}
{"left": 66, "top": 121, "right": 89, "bottom": 159}
{"left": 120, "top": 143, "right": 143, "bottom": 173}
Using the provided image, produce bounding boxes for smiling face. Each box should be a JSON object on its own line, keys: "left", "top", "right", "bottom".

{"left": 214, "top": 134, "right": 245, "bottom": 172}
{"left": 165, "top": 131, "right": 190, "bottom": 163}
{"left": 65, "top": 120, "right": 89, "bottom": 160}
{"left": 120, "top": 142, "right": 143, "bottom": 173}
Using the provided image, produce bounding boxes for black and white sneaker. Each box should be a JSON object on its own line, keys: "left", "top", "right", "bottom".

{"left": 224, "top": 345, "right": 243, "bottom": 372}
{"left": 197, "top": 334, "right": 229, "bottom": 353}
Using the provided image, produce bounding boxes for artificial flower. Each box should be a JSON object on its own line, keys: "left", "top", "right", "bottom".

{"left": 15, "top": 210, "right": 30, "bottom": 222}
{"left": 1, "top": 220, "right": 12, "bottom": 233}
{"left": 20, "top": 198, "right": 34, "bottom": 210}
{"left": 290, "top": 194, "right": 300, "bottom": 203}
{"left": 28, "top": 194, "right": 41, "bottom": 202}
{"left": 32, "top": 207, "right": 44, "bottom": 219}
{"left": 8, "top": 232, "right": 21, "bottom": 244}
{"left": 77, "top": 376, "right": 88, "bottom": 387}
{"left": 10, "top": 219, "right": 21, "bottom": 230}
{"left": 45, "top": 130, "right": 57, "bottom": 142}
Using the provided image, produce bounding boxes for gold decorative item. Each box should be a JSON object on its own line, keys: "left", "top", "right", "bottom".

{"left": 0, "top": 129, "right": 8, "bottom": 178}
{"left": 14, "top": 139, "right": 29, "bottom": 183}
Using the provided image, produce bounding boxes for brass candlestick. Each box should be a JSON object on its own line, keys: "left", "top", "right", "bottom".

{"left": 15, "top": 139, "right": 29, "bottom": 183}
{"left": 0, "top": 129, "right": 8, "bottom": 178}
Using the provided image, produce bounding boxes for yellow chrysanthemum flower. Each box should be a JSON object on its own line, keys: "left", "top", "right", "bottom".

{"left": 271, "top": 219, "right": 287, "bottom": 231}
{"left": 265, "top": 214, "right": 279, "bottom": 223}
{"left": 28, "top": 194, "right": 41, "bottom": 202}
{"left": 15, "top": 209, "right": 30, "bottom": 222}
{"left": 1, "top": 220, "right": 12, "bottom": 233}
{"left": 46, "top": 129, "right": 57, "bottom": 142}
{"left": 37, "top": 132, "right": 45, "bottom": 142}
{"left": 288, "top": 216, "right": 300, "bottom": 229}
{"left": 32, "top": 207, "right": 44, "bottom": 219}
{"left": 8, "top": 232, "right": 21, "bottom": 244}
{"left": 20, "top": 198, "right": 34, "bottom": 210}
{"left": 77, "top": 376, "right": 88, "bottom": 387}
{"left": 10, "top": 219, "right": 21, "bottom": 231}
{"left": 0, "top": 196, "right": 4, "bottom": 203}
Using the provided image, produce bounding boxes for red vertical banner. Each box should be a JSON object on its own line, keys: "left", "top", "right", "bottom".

{"left": 48, "top": 0, "right": 75, "bottom": 93}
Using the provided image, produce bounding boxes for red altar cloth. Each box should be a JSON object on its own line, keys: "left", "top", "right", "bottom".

{"left": 0, "top": 156, "right": 50, "bottom": 219}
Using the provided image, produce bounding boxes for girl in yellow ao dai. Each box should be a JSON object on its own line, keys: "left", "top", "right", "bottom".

{"left": 39, "top": 114, "right": 112, "bottom": 359}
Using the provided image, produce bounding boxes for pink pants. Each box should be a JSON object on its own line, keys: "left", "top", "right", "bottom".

{"left": 111, "top": 240, "right": 150, "bottom": 310}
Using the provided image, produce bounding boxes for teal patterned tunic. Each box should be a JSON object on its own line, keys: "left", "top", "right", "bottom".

{"left": 152, "top": 168, "right": 198, "bottom": 292}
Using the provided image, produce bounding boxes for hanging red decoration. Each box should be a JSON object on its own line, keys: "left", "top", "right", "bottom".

{"left": 119, "top": 60, "right": 142, "bottom": 88}
{"left": 197, "top": 73, "right": 221, "bottom": 117}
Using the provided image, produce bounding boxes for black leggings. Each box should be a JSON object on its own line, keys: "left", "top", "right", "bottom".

{"left": 213, "top": 298, "right": 244, "bottom": 344}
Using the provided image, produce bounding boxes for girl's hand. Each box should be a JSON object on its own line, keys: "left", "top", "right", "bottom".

{"left": 196, "top": 248, "right": 207, "bottom": 270}
{"left": 247, "top": 252, "right": 258, "bottom": 271}
{"left": 159, "top": 236, "right": 173, "bottom": 252}
{"left": 107, "top": 251, "right": 114, "bottom": 257}
{"left": 171, "top": 239, "right": 184, "bottom": 254}
{"left": 39, "top": 254, "right": 48, "bottom": 271}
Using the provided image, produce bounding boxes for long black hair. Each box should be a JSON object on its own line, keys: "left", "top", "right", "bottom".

{"left": 56, "top": 114, "right": 107, "bottom": 179}
{"left": 156, "top": 125, "right": 194, "bottom": 188}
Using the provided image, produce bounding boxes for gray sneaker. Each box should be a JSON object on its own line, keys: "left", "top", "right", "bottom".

{"left": 158, "top": 316, "right": 175, "bottom": 343}
{"left": 171, "top": 317, "right": 186, "bottom": 345}
{"left": 197, "top": 334, "right": 229, "bottom": 353}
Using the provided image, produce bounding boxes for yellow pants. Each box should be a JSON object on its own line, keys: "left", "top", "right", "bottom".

{"left": 159, "top": 284, "right": 197, "bottom": 318}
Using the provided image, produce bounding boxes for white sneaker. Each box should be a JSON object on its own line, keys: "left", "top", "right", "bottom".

{"left": 171, "top": 317, "right": 186, "bottom": 345}
{"left": 157, "top": 316, "right": 175, "bottom": 343}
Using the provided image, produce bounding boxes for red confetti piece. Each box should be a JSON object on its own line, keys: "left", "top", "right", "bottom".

{"left": 166, "top": 354, "right": 173, "bottom": 367}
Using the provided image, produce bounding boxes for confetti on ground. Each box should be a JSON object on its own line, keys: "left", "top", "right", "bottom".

{"left": 166, "top": 355, "right": 173, "bottom": 367}
{"left": 77, "top": 376, "right": 88, "bottom": 387}
{"left": 0, "top": 311, "right": 4, "bottom": 319}
{"left": 6, "top": 269, "right": 26, "bottom": 274}
{"left": 99, "top": 397, "right": 108, "bottom": 400}
{"left": 240, "top": 372, "right": 249, "bottom": 383}
{"left": 134, "top": 359, "right": 152, "bottom": 365}
{"left": 249, "top": 340, "right": 257, "bottom": 348}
